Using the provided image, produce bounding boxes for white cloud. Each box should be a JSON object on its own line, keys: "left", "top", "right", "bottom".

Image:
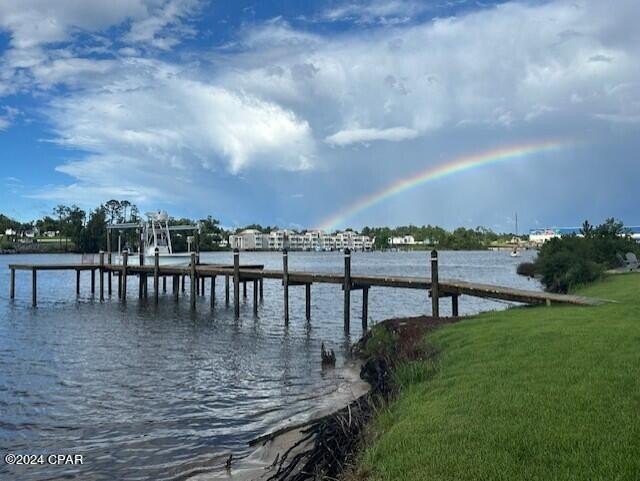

{"left": 320, "top": 0, "right": 428, "bottom": 25}
{"left": 325, "top": 126, "right": 419, "bottom": 145}
{"left": 124, "top": 0, "right": 199, "bottom": 50}
{"left": 2, "top": 0, "right": 640, "bottom": 222}
{"left": 0, "top": 0, "right": 149, "bottom": 48}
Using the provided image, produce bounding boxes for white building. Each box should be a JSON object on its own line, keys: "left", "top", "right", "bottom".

{"left": 228, "top": 229, "right": 265, "bottom": 250}
{"left": 388, "top": 235, "right": 417, "bottom": 246}
{"left": 229, "top": 229, "right": 374, "bottom": 251}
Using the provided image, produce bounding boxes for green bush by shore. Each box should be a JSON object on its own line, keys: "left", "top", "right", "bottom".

{"left": 526, "top": 219, "right": 639, "bottom": 293}
{"left": 354, "top": 273, "right": 640, "bottom": 481}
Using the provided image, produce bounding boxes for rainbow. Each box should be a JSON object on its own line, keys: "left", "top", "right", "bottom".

{"left": 316, "top": 139, "right": 571, "bottom": 231}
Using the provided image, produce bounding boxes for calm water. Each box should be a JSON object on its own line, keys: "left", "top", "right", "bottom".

{"left": 0, "top": 250, "right": 539, "bottom": 480}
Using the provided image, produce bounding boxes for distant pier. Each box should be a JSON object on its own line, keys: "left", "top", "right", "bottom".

{"left": 8, "top": 249, "right": 603, "bottom": 333}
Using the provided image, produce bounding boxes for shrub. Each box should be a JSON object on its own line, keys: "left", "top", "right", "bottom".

{"left": 516, "top": 262, "right": 537, "bottom": 277}
{"left": 534, "top": 219, "right": 639, "bottom": 293}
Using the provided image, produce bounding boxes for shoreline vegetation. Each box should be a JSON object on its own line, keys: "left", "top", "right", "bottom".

{"left": 516, "top": 218, "right": 640, "bottom": 293}
{"left": 1, "top": 200, "right": 524, "bottom": 255}
{"left": 264, "top": 272, "right": 639, "bottom": 480}
{"left": 288, "top": 273, "right": 640, "bottom": 481}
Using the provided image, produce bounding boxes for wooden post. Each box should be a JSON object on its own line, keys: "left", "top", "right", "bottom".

{"left": 225, "top": 275, "right": 230, "bottom": 307}
{"left": 259, "top": 278, "right": 263, "bottom": 301}
{"left": 32, "top": 268, "right": 37, "bottom": 307}
{"left": 122, "top": 250, "right": 128, "bottom": 304}
{"left": 344, "top": 248, "right": 351, "bottom": 333}
{"left": 233, "top": 249, "right": 240, "bottom": 319}
{"left": 243, "top": 280, "right": 247, "bottom": 298}
{"left": 138, "top": 245, "right": 145, "bottom": 299}
{"left": 283, "top": 249, "right": 289, "bottom": 325}
{"left": 210, "top": 276, "right": 216, "bottom": 309}
{"left": 99, "top": 251, "right": 105, "bottom": 302}
{"left": 174, "top": 275, "right": 179, "bottom": 302}
{"left": 76, "top": 269, "right": 80, "bottom": 295}
{"left": 162, "top": 276, "right": 166, "bottom": 293}
{"left": 107, "top": 252, "right": 112, "bottom": 296}
{"left": 181, "top": 275, "right": 185, "bottom": 292}
{"left": 431, "top": 250, "right": 439, "bottom": 319}
{"left": 91, "top": 268, "right": 95, "bottom": 295}
{"left": 362, "top": 286, "right": 369, "bottom": 331}
{"left": 154, "top": 247, "right": 159, "bottom": 305}
{"left": 305, "top": 283, "right": 311, "bottom": 321}
{"left": 106, "top": 229, "right": 111, "bottom": 295}
{"left": 190, "top": 252, "right": 197, "bottom": 310}
{"left": 10, "top": 268, "right": 15, "bottom": 299}
{"left": 452, "top": 294, "right": 459, "bottom": 317}
{"left": 253, "top": 279, "right": 258, "bottom": 315}
{"left": 201, "top": 277, "right": 205, "bottom": 296}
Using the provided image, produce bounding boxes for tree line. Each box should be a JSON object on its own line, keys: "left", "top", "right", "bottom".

{"left": 360, "top": 225, "right": 510, "bottom": 250}
{"left": 0, "top": 200, "right": 225, "bottom": 253}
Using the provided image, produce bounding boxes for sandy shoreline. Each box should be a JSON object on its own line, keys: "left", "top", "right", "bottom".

{"left": 194, "top": 360, "right": 371, "bottom": 481}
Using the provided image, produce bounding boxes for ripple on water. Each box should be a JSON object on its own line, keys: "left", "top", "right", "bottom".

{"left": 0, "top": 250, "right": 540, "bottom": 480}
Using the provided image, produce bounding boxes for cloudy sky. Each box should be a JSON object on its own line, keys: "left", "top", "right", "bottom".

{"left": 0, "top": 0, "right": 638, "bottom": 232}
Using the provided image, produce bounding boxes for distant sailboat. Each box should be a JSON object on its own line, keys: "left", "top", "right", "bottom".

{"left": 511, "top": 213, "right": 521, "bottom": 257}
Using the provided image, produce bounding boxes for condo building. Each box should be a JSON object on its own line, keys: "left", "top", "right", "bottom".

{"left": 229, "top": 229, "right": 374, "bottom": 251}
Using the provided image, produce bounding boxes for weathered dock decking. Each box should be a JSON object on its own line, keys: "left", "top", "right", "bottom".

{"left": 8, "top": 249, "right": 603, "bottom": 332}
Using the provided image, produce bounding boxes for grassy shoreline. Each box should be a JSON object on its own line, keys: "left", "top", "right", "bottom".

{"left": 353, "top": 274, "right": 640, "bottom": 481}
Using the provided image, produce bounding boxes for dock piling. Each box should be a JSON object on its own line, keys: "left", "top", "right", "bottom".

{"left": 259, "top": 278, "right": 263, "bottom": 302}
{"left": 233, "top": 249, "right": 240, "bottom": 319}
{"left": 225, "top": 275, "right": 230, "bottom": 306}
{"left": 283, "top": 249, "right": 289, "bottom": 325}
{"left": 210, "top": 276, "right": 216, "bottom": 309}
{"left": 99, "top": 251, "right": 105, "bottom": 302}
{"left": 107, "top": 252, "right": 112, "bottom": 296}
{"left": 154, "top": 248, "right": 159, "bottom": 305}
{"left": 138, "top": 249, "right": 144, "bottom": 299}
{"left": 305, "top": 283, "right": 311, "bottom": 321}
{"left": 10, "top": 268, "right": 15, "bottom": 299}
{"left": 32, "top": 268, "right": 37, "bottom": 307}
{"left": 190, "top": 252, "right": 196, "bottom": 310}
{"left": 344, "top": 248, "right": 351, "bottom": 332}
{"left": 362, "top": 286, "right": 369, "bottom": 331}
{"left": 253, "top": 279, "right": 258, "bottom": 315}
{"left": 452, "top": 294, "right": 459, "bottom": 317}
{"left": 122, "top": 250, "right": 128, "bottom": 303}
{"left": 163, "top": 276, "right": 166, "bottom": 293}
{"left": 431, "top": 250, "right": 439, "bottom": 318}
{"left": 76, "top": 270, "right": 80, "bottom": 296}
{"left": 91, "top": 268, "right": 95, "bottom": 296}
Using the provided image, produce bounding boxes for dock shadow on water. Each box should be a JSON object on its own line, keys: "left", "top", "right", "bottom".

{"left": 0, "top": 250, "right": 538, "bottom": 480}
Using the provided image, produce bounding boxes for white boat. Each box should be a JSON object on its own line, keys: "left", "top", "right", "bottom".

{"left": 107, "top": 211, "right": 199, "bottom": 266}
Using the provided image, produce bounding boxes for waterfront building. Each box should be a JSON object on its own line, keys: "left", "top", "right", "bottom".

{"left": 228, "top": 229, "right": 265, "bottom": 250}
{"left": 388, "top": 235, "right": 417, "bottom": 246}
{"left": 529, "top": 226, "right": 640, "bottom": 245}
{"left": 229, "top": 229, "right": 374, "bottom": 251}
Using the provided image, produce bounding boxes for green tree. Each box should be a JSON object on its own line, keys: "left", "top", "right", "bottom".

{"left": 80, "top": 206, "right": 107, "bottom": 252}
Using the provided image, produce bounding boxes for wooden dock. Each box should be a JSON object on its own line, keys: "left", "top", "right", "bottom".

{"left": 8, "top": 249, "right": 604, "bottom": 333}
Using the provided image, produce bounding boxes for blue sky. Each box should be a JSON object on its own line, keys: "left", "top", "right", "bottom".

{"left": 0, "top": 0, "right": 638, "bottom": 232}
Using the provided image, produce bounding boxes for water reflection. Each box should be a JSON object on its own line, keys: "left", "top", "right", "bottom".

{"left": 0, "top": 250, "right": 538, "bottom": 480}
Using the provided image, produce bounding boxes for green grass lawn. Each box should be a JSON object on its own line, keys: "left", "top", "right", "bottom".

{"left": 360, "top": 274, "right": 640, "bottom": 481}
